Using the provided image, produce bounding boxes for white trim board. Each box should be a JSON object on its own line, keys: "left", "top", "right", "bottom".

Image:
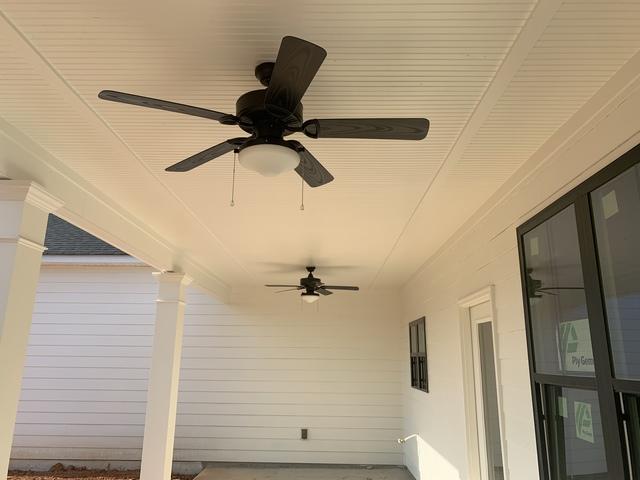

{"left": 0, "top": 117, "right": 230, "bottom": 301}
{"left": 41, "top": 255, "right": 146, "bottom": 266}
{"left": 458, "top": 286, "right": 510, "bottom": 480}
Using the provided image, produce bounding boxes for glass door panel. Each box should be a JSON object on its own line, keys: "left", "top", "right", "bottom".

{"left": 591, "top": 164, "right": 640, "bottom": 381}
{"left": 476, "top": 321, "right": 504, "bottom": 480}
{"left": 544, "top": 386, "right": 608, "bottom": 479}
{"left": 523, "top": 206, "right": 594, "bottom": 377}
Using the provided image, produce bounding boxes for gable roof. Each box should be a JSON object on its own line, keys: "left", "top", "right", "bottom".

{"left": 44, "top": 215, "right": 126, "bottom": 256}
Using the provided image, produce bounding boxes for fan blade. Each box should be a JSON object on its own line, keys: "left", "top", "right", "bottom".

{"left": 537, "top": 290, "right": 558, "bottom": 297}
{"left": 288, "top": 140, "right": 334, "bottom": 188}
{"left": 303, "top": 118, "right": 429, "bottom": 140}
{"left": 265, "top": 36, "right": 327, "bottom": 120}
{"left": 275, "top": 288, "right": 302, "bottom": 293}
{"left": 98, "top": 90, "right": 238, "bottom": 124}
{"left": 165, "top": 138, "right": 248, "bottom": 172}
{"left": 317, "top": 288, "right": 333, "bottom": 296}
{"left": 322, "top": 285, "right": 359, "bottom": 291}
{"left": 538, "top": 287, "right": 584, "bottom": 291}
{"left": 265, "top": 284, "right": 300, "bottom": 288}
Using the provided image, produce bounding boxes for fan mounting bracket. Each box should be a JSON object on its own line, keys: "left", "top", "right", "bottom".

{"left": 300, "top": 266, "right": 321, "bottom": 290}
{"left": 255, "top": 62, "right": 275, "bottom": 87}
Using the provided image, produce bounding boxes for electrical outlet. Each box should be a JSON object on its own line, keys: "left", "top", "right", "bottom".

{"left": 301, "top": 428, "right": 308, "bottom": 440}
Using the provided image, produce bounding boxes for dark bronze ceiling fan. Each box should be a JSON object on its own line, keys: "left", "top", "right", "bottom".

{"left": 266, "top": 266, "right": 359, "bottom": 303}
{"left": 98, "top": 36, "right": 430, "bottom": 188}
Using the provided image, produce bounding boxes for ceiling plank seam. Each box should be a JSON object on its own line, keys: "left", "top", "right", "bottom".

{"left": 369, "top": 0, "right": 564, "bottom": 288}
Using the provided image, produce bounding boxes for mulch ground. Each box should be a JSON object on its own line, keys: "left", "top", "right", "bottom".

{"left": 8, "top": 463, "right": 196, "bottom": 480}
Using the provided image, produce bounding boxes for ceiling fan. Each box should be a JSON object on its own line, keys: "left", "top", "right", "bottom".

{"left": 98, "top": 36, "right": 430, "bottom": 188}
{"left": 526, "top": 269, "right": 584, "bottom": 299}
{"left": 266, "top": 266, "right": 359, "bottom": 303}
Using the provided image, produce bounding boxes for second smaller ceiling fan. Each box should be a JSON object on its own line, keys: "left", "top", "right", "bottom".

{"left": 266, "top": 266, "right": 359, "bottom": 303}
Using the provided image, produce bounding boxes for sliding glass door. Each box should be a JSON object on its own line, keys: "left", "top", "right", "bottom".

{"left": 517, "top": 143, "right": 640, "bottom": 479}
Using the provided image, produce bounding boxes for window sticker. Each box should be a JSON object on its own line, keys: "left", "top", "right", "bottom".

{"left": 558, "top": 396, "right": 568, "bottom": 418}
{"left": 601, "top": 190, "right": 619, "bottom": 219}
{"left": 559, "top": 318, "right": 594, "bottom": 373}
{"left": 574, "top": 401, "right": 594, "bottom": 443}
{"left": 529, "top": 236, "right": 539, "bottom": 256}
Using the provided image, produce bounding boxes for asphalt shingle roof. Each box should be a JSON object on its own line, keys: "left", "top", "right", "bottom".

{"left": 44, "top": 215, "right": 126, "bottom": 256}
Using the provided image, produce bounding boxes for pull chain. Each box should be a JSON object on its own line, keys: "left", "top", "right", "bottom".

{"left": 230, "top": 149, "right": 238, "bottom": 207}
{"left": 300, "top": 178, "right": 305, "bottom": 211}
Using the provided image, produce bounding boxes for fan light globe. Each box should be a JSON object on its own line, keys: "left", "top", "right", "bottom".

{"left": 238, "top": 143, "right": 300, "bottom": 177}
{"left": 301, "top": 292, "right": 320, "bottom": 304}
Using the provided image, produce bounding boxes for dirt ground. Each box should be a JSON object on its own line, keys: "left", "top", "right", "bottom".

{"left": 8, "top": 463, "right": 196, "bottom": 480}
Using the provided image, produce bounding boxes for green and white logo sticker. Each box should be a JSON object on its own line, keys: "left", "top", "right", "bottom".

{"left": 559, "top": 319, "right": 594, "bottom": 373}
{"left": 574, "top": 401, "right": 594, "bottom": 443}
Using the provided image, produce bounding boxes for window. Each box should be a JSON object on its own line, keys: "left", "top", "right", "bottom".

{"left": 409, "top": 317, "right": 428, "bottom": 392}
{"left": 517, "top": 142, "right": 640, "bottom": 480}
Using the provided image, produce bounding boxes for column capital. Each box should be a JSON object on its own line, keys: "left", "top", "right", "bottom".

{"left": 153, "top": 271, "right": 192, "bottom": 305}
{"left": 0, "top": 237, "right": 47, "bottom": 253}
{"left": 152, "top": 271, "right": 193, "bottom": 286}
{"left": 0, "top": 180, "right": 63, "bottom": 213}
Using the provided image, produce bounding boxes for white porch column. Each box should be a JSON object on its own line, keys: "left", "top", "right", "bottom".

{"left": 140, "top": 272, "right": 192, "bottom": 480}
{"left": 0, "top": 181, "right": 62, "bottom": 479}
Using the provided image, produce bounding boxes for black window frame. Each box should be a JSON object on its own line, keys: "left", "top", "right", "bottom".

{"left": 409, "top": 317, "right": 428, "bottom": 393}
{"left": 517, "top": 142, "right": 640, "bottom": 480}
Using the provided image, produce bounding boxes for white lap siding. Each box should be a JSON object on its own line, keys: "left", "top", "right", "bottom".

{"left": 11, "top": 266, "right": 403, "bottom": 465}
{"left": 12, "top": 266, "right": 156, "bottom": 464}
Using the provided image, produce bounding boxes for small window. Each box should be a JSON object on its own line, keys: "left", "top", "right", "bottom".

{"left": 409, "top": 317, "right": 428, "bottom": 392}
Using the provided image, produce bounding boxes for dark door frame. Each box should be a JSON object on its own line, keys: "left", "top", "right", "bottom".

{"left": 516, "top": 142, "right": 640, "bottom": 479}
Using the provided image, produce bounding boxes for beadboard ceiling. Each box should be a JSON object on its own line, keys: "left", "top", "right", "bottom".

{"left": 0, "top": 0, "right": 639, "bottom": 290}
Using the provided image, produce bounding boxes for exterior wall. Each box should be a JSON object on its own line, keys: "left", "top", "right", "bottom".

{"left": 11, "top": 266, "right": 156, "bottom": 466}
{"left": 11, "top": 266, "right": 404, "bottom": 466}
{"left": 400, "top": 67, "right": 640, "bottom": 479}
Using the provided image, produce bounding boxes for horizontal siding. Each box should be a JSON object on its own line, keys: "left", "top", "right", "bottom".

{"left": 12, "top": 266, "right": 403, "bottom": 465}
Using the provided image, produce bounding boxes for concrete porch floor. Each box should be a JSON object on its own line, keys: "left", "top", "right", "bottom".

{"left": 194, "top": 465, "right": 414, "bottom": 480}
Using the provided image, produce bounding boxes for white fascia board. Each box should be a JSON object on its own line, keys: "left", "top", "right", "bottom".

{"left": 41, "top": 255, "right": 147, "bottom": 266}
{"left": 0, "top": 119, "right": 230, "bottom": 301}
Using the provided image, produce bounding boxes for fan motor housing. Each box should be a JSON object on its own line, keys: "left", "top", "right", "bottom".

{"left": 236, "top": 89, "right": 303, "bottom": 135}
{"left": 300, "top": 276, "right": 322, "bottom": 289}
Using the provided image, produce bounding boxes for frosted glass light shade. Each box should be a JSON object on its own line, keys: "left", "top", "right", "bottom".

{"left": 301, "top": 292, "right": 320, "bottom": 304}
{"left": 238, "top": 143, "right": 300, "bottom": 177}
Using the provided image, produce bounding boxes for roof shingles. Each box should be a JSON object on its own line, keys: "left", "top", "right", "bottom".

{"left": 44, "top": 215, "right": 126, "bottom": 256}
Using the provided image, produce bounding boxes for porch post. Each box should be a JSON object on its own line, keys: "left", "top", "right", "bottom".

{"left": 0, "top": 181, "right": 62, "bottom": 479}
{"left": 140, "top": 271, "right": 192, "bottom": 480}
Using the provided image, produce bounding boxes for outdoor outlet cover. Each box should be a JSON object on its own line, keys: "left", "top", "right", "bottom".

{"left": 301, "top": 428, "right": 308, "bottom": 440}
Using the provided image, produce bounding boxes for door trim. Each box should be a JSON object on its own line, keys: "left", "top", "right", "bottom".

{"left": 459, "top": 286, "right": 509, "bottom": 480}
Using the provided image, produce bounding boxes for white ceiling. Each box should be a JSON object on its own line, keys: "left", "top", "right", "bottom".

{"left": 0, "top": 0, "right": 639, "bottom": 290}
